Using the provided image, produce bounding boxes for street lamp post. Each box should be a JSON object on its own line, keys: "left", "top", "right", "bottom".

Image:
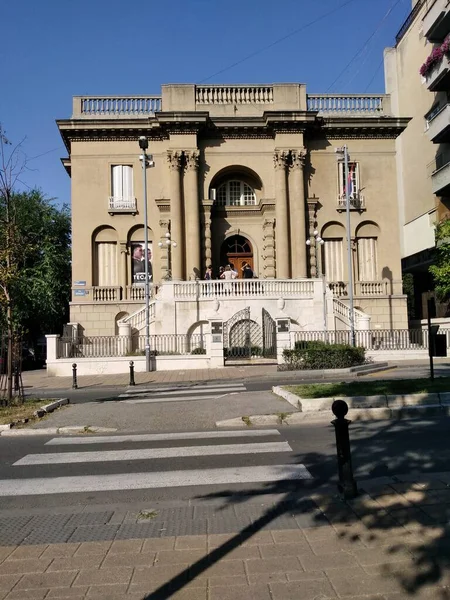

{"left": 335, "top": 145, "right": 356, "bottom": 346}
{"left": 158, "top": 232, "right": 177, "bottom": 280}
{"left": 138, "top": 136, "right": 155, "bottom": 372}
{"left": 306, "top": 231, "right": 327, "bottom": 334}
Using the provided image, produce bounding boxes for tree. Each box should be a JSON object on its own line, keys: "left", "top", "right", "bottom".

{"left": 0, "top": 124, "right": 71, "bottom": 402}
{"left": 429, "top": 218, "right": 450, "bottom": 304}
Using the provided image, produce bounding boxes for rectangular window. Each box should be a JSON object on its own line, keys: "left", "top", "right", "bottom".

{"left": 324, "top": 239, "right": 344, "bottom": 281}
{"left": 111, "top": 165, "right": 133, "bottom": 199}
{"left": 338, "top": 162, "right": 359, "bottom": 200}
{"left": 357, "top": 237, "right": 378, "bottom": 281}
{"left": 95, "top": 242, "right": 118, "bottom": 286}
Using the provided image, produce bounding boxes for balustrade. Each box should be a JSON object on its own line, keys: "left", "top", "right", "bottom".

{"left": 73, "top": 96, "right": 161, "bottom": 118}
{"left": 92, "top": 287, "right": 122, "bottom": 302}
{"left": 356, "top": 281, "right": 388, "bottom": 296}
{"left": 172, "top": 279, "right": 315, "bottom": 300}
{"left": 307, "top": 94, "right": 388, "bottom": 116}
{"left": 196, "top": 85, "right": 273, "bottom": 105}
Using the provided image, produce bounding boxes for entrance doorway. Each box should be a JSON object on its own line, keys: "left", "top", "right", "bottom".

{"left": 220, "top": 235, "right": 253, "bottom": 279}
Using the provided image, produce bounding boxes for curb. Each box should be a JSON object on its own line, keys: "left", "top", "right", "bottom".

{"left": 0, "top": 398, "right": 70, "bottom": 433}
{"left": 1, "top": 425, "right": 118, "bottom": 437}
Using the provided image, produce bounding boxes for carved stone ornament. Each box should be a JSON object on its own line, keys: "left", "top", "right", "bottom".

{"left": 167, "top": 150, "right": 182, "bottom": 171}
{"left": 185, "top": 150, "right": 199, "bottom": 171}
{"left": 290, "top": 148, "right": 307, "bottom": 169}
{"left": 277, "top": 297, "right": 285, "bottom": 311}
{"left": 273, "top": 150, "right": 289, "bottom": 171}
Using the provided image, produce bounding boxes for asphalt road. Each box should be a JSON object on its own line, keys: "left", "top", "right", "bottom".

{"left": 1, "top": 417, "right": 449, "bottom": 512}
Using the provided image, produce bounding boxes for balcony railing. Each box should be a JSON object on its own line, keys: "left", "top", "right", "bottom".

{"left": 426, "top": 103, "right": 450, "bottom": 142}
{"left": 337, "top": 194, "right": 366, "bottom": 210}
{"left": 196, "top": 85, "right": 274, "bottom": 105}
{"left": 172, "top": 279, "right": 315, "bottom": 300}
{"left": 92, "top": 287, "right": 122, "bottom": 302}
{"left": 108, "top": 197, "right": 137, "bottom": 214}
{"left": 423, "top": 0, "right": 450, "bottom": 43}
{"left": 72, "top": 96, "right": 162, "bottom": 119}
{"left": 328, "top": 281, "right": 399, "bottom": 297}
{"left": 429, "top": 148, "right": 450, "bottom": 194}
{"left": 307, "top": 94, "right": 389, "bottom": 116}
{"left": 355, "top": 281, "right": 388, "bottom": 296}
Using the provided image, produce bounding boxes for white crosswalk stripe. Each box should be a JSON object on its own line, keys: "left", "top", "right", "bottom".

{"left": 3, "top": 429, "right": 313, "bottom": 497}
{"left": 119, "top": 382, "right": 247, "bottom": 404}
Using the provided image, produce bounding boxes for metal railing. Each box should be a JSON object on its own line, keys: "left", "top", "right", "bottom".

{"left": 395, "top": 0, "right": 426, "bottom": 44}
{"left": 108, "top": 197, "right": 137, "bottom": 212}
{"left": 337, "top": 194, "right": 365, "bottom": 210}
{"left": 58, "top": 333, "right": 207, "bottom": 358}
{"left": 292, "top": 329, "right": 450, "bottom": 350}
{"left": 307, "top": 94, "right": 388, "bottom": 116}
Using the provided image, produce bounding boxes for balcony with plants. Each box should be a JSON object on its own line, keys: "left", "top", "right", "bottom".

{"left": 420, "top": 36, "right": 450, "bottom": 91}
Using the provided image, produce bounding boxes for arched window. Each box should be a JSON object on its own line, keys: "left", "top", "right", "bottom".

{"left": 216, "top": 181, "right": 256, "bottom": 206}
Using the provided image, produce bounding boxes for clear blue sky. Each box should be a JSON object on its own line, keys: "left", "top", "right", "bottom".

{"left": 1, "top": 0, "right": 411, "bottom": 206}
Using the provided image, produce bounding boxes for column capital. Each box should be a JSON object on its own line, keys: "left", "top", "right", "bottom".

{"left": 290, "top": 148, "right": 307, "bottom": 170}
{"left": 184, "top": 150, "right": 199, "bottom": 172}
{"left": 273, "top": 150, "right": 289, "bottom": 171}
{"left": 159, "top": 219, "right": 170, "bottom": 231}
{"left": 167, "top": 150, "right": 182, "bottom": 171}
{"left": 119, "top": 242, "right": 128, "bottom": 254}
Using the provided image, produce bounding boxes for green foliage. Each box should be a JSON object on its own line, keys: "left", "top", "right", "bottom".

{"left": 430, "top": 219, "right": 450, "bottom": 301}
{"left": 191, "top": 347, "right": 206, "bottom": 355}
{"left": 282, "top": 341, "right": 365, "bottom": 371}
{"left": 0, "top": 190, "right": 71, "bottom": 340}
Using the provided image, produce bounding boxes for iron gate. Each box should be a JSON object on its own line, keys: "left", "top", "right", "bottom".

{"left": 223, "top": 307, "right": 276, "bottom": 360}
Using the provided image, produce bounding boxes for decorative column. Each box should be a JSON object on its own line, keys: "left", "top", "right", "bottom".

{"left": 119, "top": 242, "right": 128, "bottom": 299}
{"left": 262, "top": 219, "right": 275, "bottom": 279}
{"left": 184, "top": 151, "right": 201, "bottom": 280}
{"left": 202, "top": 201, "right": 213, "bottom": 274}
{"left": 274, "top": 150, "right": 290, "bottom": 279}
{"left": 167, "top": 151, "right": 183, "bottom": 280}
{"left": 289, "top": 149, "right": 307, "bottom": 278}
{"left": 307, "top": 198, "right": 319, "bottom": 278}
{"left": 159, "top": 220, "right": 170, "bottom": 280}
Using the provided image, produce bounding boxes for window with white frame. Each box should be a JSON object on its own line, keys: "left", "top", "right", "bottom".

{"left": 323, "top": 238, "right": 344, "bottom": 281}
{"left": 216, "top": 180, "right": 256, "bottom": 206}
{"left": 357, "top": 237, "right": 378, "bottom": 281}
{"left": 338, "top": 162, "right": 360, "bottom": 199}
{"left": 111, "top": 165, "right": 134, "bottom": 200}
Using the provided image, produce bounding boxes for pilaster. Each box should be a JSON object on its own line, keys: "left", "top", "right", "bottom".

{"left": 307, "top": 198, "right": 319, "bottom": 278}
{"left": 119, "top": 242, "right": 128, "bottom": 297}
{"left": 159, "top": 219, "right": 170, "bottom": 280}
{"left": 274, "top": 150, "right": 290, "bottom": 279}
{"left": 262, "top": 218, "right": 275, "bottom": 279}
{"left": 202, "top": 200, "right": 213, "bottom": 274}
{"left": 289, "top": 149, "right": 307, "bottom": 278}
{"left": 167, "top": 150, "right": 183, "bottom": 280}
{"left": 184, "top": 150, "right": 201, "bottom": 280}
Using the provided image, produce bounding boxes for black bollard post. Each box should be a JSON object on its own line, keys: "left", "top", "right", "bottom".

{"left": 72, "top": 363, "right": 78, "bottom": 389}
{"left": 129, "top": 360, "right": 135, "bottom": 386}
{"left": 331, "top": 399, "right": 358, "bottom": 499}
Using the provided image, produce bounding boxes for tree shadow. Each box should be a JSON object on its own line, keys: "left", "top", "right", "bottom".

{"left": 142, "top": 416, "right": 450, "bottom": 599}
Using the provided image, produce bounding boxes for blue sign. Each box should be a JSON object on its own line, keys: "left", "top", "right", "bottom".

{"left": 74, "top": 280, "right": 86, "bottom": 286}
{"left": 74, "top": 289, "right": 89, "bottom": 296}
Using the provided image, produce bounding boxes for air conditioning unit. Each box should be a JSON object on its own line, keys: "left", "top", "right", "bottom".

{"left": 209, "top": 188, "right": 216, "bottom": 201}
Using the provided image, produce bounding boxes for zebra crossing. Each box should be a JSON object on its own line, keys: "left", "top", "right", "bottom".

{"left": 1, "top": 429, "right": 313, "bottom": 498}
{"left": 118, "top": 381, "right": 247, "bottom": 404}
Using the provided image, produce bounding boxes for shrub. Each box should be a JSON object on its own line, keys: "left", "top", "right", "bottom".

{"left": 191, "top": 347, "right": 206, "bottom": 355}
{"left": 282, "top": 341, "right": 365, "bottom": 371}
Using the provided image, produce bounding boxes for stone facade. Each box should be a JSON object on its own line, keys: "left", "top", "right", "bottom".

{"left": 57, "top": 83, "right": 409, "bottom": 336}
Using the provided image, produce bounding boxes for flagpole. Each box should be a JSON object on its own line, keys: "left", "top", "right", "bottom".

{"left": 344, "top": 145, "right": 356, "bottom": 347}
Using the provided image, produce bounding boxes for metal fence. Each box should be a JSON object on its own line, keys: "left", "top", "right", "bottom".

{"left": 292, "top": 329, "right": 450, "bottom": 351}
{"left": 58, "top": 334, "right": 207, "bottom": 358}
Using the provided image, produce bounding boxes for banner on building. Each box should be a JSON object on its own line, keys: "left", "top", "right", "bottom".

{"left": 131, "top": 242, "right": 153, "bottom": 284}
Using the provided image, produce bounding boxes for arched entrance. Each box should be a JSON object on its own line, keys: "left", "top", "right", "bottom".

{"left": 220, "top": 235, "right": 253, "bottom": 279}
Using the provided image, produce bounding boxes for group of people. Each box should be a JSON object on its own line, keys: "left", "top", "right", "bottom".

{"left": 204, "top": 262, "right": 254, "bottom": 280}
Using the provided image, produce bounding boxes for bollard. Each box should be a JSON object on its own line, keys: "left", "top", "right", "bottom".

{"left": 72, "top": 363, "right": 78, "bottom": 389}
{"left": 331, "top": 400, "right": 358, "bottom": 499}
{"left": 129, "top": 360, "right": 136, "bottom": 386}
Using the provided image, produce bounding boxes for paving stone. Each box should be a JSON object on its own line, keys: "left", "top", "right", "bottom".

{"left": 286, "top": 570, "right": 327, "bottom": 581}
{"left": 259, "top": 542, "right": 314, "bottom": 559}
{"left": 271, "top": 530, "right": 307, "bottom": 544}
{"left": 302, "top": 525, "right": 336, "bottom": 541}
{"left": 196, "top": 559, "right": 245, "bottom": 578}
{"left": 154, "top": 549, "right": 206, "bottom": 565}
{"left": 68, "top": 526, "right": 118, "bottom": 543}
{"left": 47, "top": 555, "right": 103, "bottom": 571}
{"left": 0, "top": 531, "right": 29, "bottom": 546}
{"left": 245, "top": 556, "right": 302, "bottom": 574}
{"left": 352, "top": 547, "right": 414, "bottom": 566}
{"left": 300, "top": 551, "right": 359, "bottom": 571}
{"left": 28, "top": 515, "right": 71, "bottom": 529}
{"left": 74, "top": 567, "right": 133, "bottom": 586}
{"left": 65, "top": 512, "right": 114, "bottom": 529}
{"left": 209, "top": 583, "right": 271, "bottom": 600}
{"left": 0, "top": 574, "right": 20, "bottom": 591}
{"left": 247, "top": 571, "right": 288, "bottom": 584}
{"left": 175, "top": 535, "right": 207, "bottom": 550}
{"left": 40, "top": 544, "right": 80, "bottom": 559}
{"left": 107, "top": 539, "right": 144, "bottom": 554}
{"left": 207, "top": 517, "right": 252, "bottom": 534}
{"left": 46, "top": 587, "right": 89, "bottom": 598}
{"left": 162, "top": 519, "right": 207, "bottom": 537}
{"left": 101, "top": 551, "right": 156, "bottom": 569}
{"left": 131, "top": 563, "right": 190, "bottom": 584}
{"left": 4, "top": 590, "right": 49, "bottom": 599}
{"left": 208, "top": 534, "right": 238, "bottom": 548}
{"left": 0, "top": 548, "right": 14, "bottom": 563}
{"left": 208, "top": 574, "right": 249, "bottom": 587}
{"left": 75, "top": 542, "right": 112, "bottom": 557}
{"left": 15, "top": 570, "right": 78, "bottom": 589}
{"left": 115, "top": 521, "right": 167, "bottom": 540}
{"left": 269, "top": 579, "right": 337, "bottom": 599}
{"left": 141, "top": 537, "right": 175, "bottom": 552}
{"left": 309, "top": 536, "right": 366, "bottom": 555}
{"left": 193, "top": 506, "right": 236, "bottom": 519}
{"left": 85, "top": 583, "right": 130, "bottom": 598}
{"left": 23, "top": 528, "right": 75, "bottom": 545}
{"left": 0, "top": 558, "right": 52, "bottom": 575}
{"left": 5, "top": 546, "right": 46, "bottom": 560}
{"left": 241, "top": 531, "right": 273, "bottom": 546}
{"left": 0, "top": 517, "right": 32, "bottom": 531}
{"left": 216, "top": 545, "right": 260, "bottom": 560}
{"left": 259, "top": 516, "right": 300, "bottom": 530}
{"left": 328, "top": 573, "right": 403, "bottom": 596}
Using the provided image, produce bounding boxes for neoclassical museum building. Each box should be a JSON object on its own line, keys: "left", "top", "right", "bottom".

{"left": 57, "top": 83, "right": 410, "bottom": 337}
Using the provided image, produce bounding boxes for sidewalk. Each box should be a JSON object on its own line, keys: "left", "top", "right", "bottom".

{"left": 1, "top": 475, "right": 450, "bottom": 599}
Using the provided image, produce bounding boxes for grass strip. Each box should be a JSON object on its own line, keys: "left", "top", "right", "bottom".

{"left": 0, "top": 398, "right": 53, "bottom": 425}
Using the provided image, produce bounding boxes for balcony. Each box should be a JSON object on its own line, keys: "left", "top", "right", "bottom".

{"left": 423, "top": 53, "right": 450, "bottom": 91}
{"left": 423, "top": 0, "right": 450, "bottom": 43}
{"left": 108, "top": 197, "right": 137, "bottom": 215}
{"left": 430, "top": 149, "right": 450, "bottom": 194}
{"left": 426, "top": 103, "right": 450, "bottom": 142}
{"left": 336, "top": 194, "right": 366, "bottom": 211}
{"left": 72, "top": 96, "right": 161, "bottom": 119}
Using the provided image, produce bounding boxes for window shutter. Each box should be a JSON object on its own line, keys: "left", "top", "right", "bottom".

{"left": 324, "top": 239, "right": 344, "bottom": 281}
{"left": 96, "top": 242, "right": 118, "bottom": 286}
{"left": 357, "top": 238, "right": 377, "bottom": 281}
